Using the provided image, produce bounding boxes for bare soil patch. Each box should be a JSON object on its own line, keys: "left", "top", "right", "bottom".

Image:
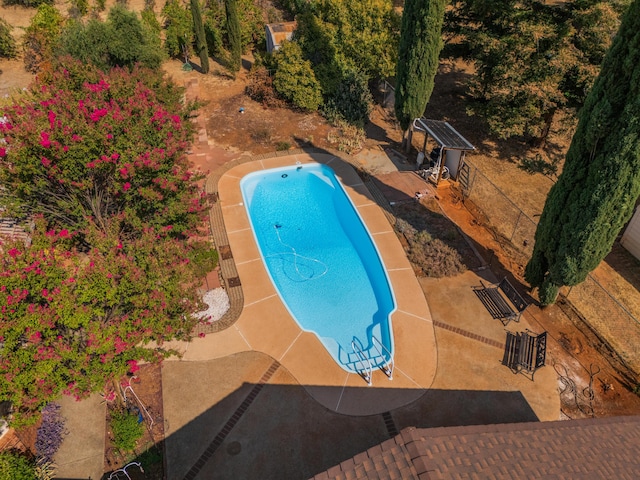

{"left": 104, "top": 363, "right": 164, "bottom": 479}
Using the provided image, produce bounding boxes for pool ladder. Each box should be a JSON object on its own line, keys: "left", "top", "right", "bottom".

{"left": 350, "top": 335, "right": 394, "bottom": 386}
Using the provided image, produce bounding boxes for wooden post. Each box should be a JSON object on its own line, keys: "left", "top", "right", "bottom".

{"left": 405, "top": 127, "right": 413, "bottom": 153}
{"left": 435, "top": 149, "right": 447, "bottom": 186}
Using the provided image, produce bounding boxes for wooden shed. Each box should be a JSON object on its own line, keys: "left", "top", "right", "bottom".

{"left": 265, "top": 22, "right": 297, "bottom": 53}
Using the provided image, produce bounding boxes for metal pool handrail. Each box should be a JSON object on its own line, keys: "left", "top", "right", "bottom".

{"left": 372, "top": 335, "right": 394, "bottom": 380}
{"left": 351, "top": 340, "right": 373, "bottom": 386}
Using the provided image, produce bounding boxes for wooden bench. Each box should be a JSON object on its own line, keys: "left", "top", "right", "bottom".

{"left": 502, "top": 330, "right": 547, "bottom": 380}
{"left": 473, "top": 277, "right": 528, "bottom": 325}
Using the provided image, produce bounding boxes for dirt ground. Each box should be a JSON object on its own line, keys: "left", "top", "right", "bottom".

{"left": 104, "top": 364, "right": 164, "bottom": 479}
{"left": 2, "top": 2, "right": 640, "bottom": 476}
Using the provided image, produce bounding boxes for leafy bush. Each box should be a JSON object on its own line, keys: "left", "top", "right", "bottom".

{"left": 35, "top": 403, "right": 66, "bottom": 463}
{"left": 323, "top": 67, "right": 373, "bottom": 127}
{"left": 408, "top": 238, "right": 466, "bottom": 278}
{"left": 395, "top": 216, "right": 466, "bottom": 278}
{"left": 59, "top": 6, "right": 165, "bottom": 70}
{"left": 188, "top": 242, "right": 218, "bottom": 279}
{"left": 275, "top": 141, "right": 291, "bottom": 151}
{"left": 69, "top": 0, "right": 89, "bottom": 16}
{"left": 326, "top": 119, "right": 365, "bottom": 153}
{"left": 0, "top": 61, "right": 209, "bottom": 423}
{"left": 22, "top": 3, "right": 64, "bottom": 73}
{"left": 273, "top": 41, "right": 323, "bottom": 111}
{"left": 110, "top": 409, "right": 144, "bottom": 452}
{"left": 245, "top": 66, "right": 285, "bottom": 107}
{"left": 0, "top": 451, "right": 37, "bottom": 480}
{"left": 0, "top": 18, "right": 17, "bottom": 59}
{"left": 2, "top": 0, "right": 52, "bottom": 7}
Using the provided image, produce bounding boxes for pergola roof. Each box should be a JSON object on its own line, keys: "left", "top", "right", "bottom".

{"left": 414, "top": 118, "right": 475, "bottom": 151}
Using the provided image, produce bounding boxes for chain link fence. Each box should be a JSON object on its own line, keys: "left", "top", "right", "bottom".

{"left": 565, "top": 276, "right": 640, "bottom": 375}
{"left": 461, "top": 161, "right": 640, "bottom": 376}
{"left": 461, "top": 161, "right": 537, "bottom": 257}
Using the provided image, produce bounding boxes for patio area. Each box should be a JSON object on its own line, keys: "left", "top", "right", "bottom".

{"left": 159, "top": 152, "right": 560, "bottom": 479}
{"left": 51, "top": 151, "right": 562, "bottom": 480}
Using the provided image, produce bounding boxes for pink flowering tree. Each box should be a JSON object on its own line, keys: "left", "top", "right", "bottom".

{"left": 0, "top": 217, "right": 209, "bottom": 424}
{"left": 0, "top": 59, "right": 205, "bottom": 239}
{"left": 0, "top": 61, "right": 218, "bottom": 424}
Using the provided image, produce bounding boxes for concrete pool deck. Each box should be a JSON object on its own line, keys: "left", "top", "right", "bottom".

{"left": 165, "top": 152, "right": 438, "bottom": 415}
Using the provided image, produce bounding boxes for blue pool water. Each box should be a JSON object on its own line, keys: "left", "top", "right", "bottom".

{"left": 240, "top": 164, "right": 396, "bottom": 373}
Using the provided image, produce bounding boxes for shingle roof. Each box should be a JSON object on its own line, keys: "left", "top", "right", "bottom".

{"left": 312, "top": 416, "right": 640, "bottom": 479}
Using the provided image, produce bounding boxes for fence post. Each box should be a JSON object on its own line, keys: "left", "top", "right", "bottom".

{"left": 510, "top": 211, "right": 522, "bottom": 242}
{"left": 471, "top": 164, "right": 478, "bottom": 197}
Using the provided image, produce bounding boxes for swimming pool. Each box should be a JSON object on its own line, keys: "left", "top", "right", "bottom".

{"left": 240, "top": 164, "right": 396, "bottom": 376}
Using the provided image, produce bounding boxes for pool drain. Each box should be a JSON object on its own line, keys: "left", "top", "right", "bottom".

{"left": 227, "top": 441, "right": 242, "bottom": 455}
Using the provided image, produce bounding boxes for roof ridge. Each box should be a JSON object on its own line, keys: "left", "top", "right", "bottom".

{"left": 401, "top": 415, "right": 640, "bottom": 441}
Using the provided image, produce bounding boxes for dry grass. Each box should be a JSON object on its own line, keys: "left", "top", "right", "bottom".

{"left": 393, "top": 199, "right": 481, "bottom": 277}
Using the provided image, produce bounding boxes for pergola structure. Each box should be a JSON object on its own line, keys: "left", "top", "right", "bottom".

{"left": 412, "top": 118, "right": 475, "bottom": 185}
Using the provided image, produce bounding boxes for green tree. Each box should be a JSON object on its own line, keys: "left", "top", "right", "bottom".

{"left": 294, "top": 11, "right": 342, "bottom": 96}
{"left": 225, "top": 0, "right": 242, "bottom": 72}
{"left": 308, "top": 0, "right": 400, "bottom": 80}
{"left": 294, "top": 0, "right": 400, "bottom": 95}
{"left": 162, "top": 0, "right": 193, "bottom": 59}
{"left": 524, "top": 0, "right": 640, "bottom": 304}
{"left": 191, "top": 0, "right": 209, "bottom": 73}
{"left": 444, "top": 0, "right": 628, "bottom": 146}
{"left": 0, "top": 18, "right": 17, "bottom": 59}
{"left": 394, "top": 0, "right": 446, "bottom": 133}
{"left": 273, "top": 41, "right": 323, "bottom": 111}
{"left": 60, "top": 6, "right": 164, "bottom": 71}
{"left": 106, "top": 5, "right": 164, "bottom": 69}
{"left": 203, "top": 0, "right": 263, "bottom": 55}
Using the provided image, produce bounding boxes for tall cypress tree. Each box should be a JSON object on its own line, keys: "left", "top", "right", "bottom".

{"left": 191, "top": 0, "right": 209, "bottom": 74}
{"left": 225, "top": 0, "right": 241, "bottom": 73}
{"left": 525, "top": 0, "right": 640, "bottom": 304}
{"left": 394, "top": 0, "right": 446, "bottom": 133}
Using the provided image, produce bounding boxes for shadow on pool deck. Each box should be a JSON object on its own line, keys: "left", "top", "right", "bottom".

{"left": 162, "top": 355, "right": 538, "bottom": 480}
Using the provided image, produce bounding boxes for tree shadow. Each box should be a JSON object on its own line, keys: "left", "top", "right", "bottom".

{"left": 427, "top": 60, "right": 569, "bottom": 170}
{"left": 604, "top": 242, "right": 640, "bottom": 294}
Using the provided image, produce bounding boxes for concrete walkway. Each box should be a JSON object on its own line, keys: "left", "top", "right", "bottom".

{"left": 53, "top": 393, "right": 105, "bottom": 480}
